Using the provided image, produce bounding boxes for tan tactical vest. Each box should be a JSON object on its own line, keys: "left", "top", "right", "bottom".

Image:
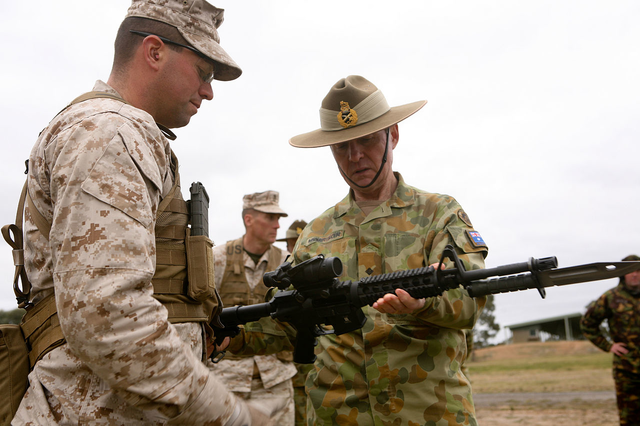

{"left": 151, "top": 155, "right": 220, "bottom": 323}
{"left": 218, "top": 237, "right": 282, "bottom": 306}
{"left": 218, "top": 238, "right": 292, "bottom": 363}
{"left": 6, "top": 92, "right": 221, "bottom": 368}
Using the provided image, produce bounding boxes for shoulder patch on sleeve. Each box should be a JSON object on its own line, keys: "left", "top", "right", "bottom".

{"left": 458, "top": 210, "right": 473, "bottom": 227}
{"left": 466, "top": 230, "right": 486, "bottom": 248}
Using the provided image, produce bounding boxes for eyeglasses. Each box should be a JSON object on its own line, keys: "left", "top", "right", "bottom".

{"left": 130, "top": 30, "right": 215, "bottom": 84}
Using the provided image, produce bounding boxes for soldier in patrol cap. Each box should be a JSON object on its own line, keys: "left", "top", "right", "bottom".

{"left": 285, "top": 75, "right": 490, "bottom": 425}
{"left": 209, "top": 190, "right": 296, "bottom": 426}
{"left": 277, "top": 219, "right": 308, "bottom": 253}
{"left": 14, "top": 1, "right": 274, "bottom": 425}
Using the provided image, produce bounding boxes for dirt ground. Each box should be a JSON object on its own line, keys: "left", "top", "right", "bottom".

{"left": 476, "top": 405, "right": 618, "bottom": 426}
{"left": 474, "top": 391, "right": 618, "bottom": 425}
{"left": 469, "top": 342, "right": 619, "bottom": 425}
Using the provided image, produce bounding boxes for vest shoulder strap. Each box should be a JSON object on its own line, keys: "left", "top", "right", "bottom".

{"left": 53, "top": 91, "right": 128, "bottom": 117}
{"left": 26, "top": 185, "right": 51, "bottom": 241}
{"left": 70, "top": 91, "right": 127, "bottom": 105}
{"left": 2, "top": 181, "right": 32, "bottom": 307}
{"left": 267, "top": 245, "right": 283, "bottom": 272}
{"left": 226, "top": 237, "right": 245, "bottom": 276}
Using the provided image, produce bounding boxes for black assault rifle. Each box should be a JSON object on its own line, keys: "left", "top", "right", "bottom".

{"left": 212, "top": 245, "right": 640, "bottom": 364}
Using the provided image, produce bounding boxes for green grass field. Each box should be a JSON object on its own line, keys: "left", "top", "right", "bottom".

{"left": 466, "top": 341, "right": 614, "bottom": 393}
{"left": 470, "top": 351, "right": 612, "bottom": 373}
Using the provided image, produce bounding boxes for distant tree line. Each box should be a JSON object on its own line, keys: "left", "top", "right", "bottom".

{"left": 0, "top": 308, "right": 26, "bottom": 324}
{"left": 472, "top": 295, "right": 500, "bottom": 349}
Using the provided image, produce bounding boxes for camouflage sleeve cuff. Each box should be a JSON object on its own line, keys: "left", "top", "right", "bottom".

{"left": 226, "top": 319, "right": 296, "bottom": 357}
{"left": 411, "top": 287, "right": 481, "bottom": 330}
{"left": 227, "top": 328, "right": 247, "bottom": 353}
{"left": 411, "top": 296, "right": 436, "bottom": 317}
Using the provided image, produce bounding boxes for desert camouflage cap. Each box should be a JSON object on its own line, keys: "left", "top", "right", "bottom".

{"left": 243, "top": 191, "right": 288, "bottom": 216}
{"left": 126, "top": 0, "right": 241, "bottom": 81}
{"left": 277, "top": 219, "right": 307, "bottom": 241}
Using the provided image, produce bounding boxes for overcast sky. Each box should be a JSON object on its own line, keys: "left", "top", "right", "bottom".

{"left": 1, "top": 1, "right": 639, "bottom": 342}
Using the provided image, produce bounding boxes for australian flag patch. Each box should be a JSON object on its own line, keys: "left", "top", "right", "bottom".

{"left": 467, "top": 230, "right": 487, "bottom": 248}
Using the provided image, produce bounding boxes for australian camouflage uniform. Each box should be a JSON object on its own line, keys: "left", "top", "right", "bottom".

{"left": 288, "top": 173, "right": 488, "bottom": 426}
{"left": 581, "top": 282, "right": 640, "bottom": 425}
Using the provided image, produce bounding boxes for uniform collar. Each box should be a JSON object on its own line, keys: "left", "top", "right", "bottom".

{"left": 334, "top": 172, "right": 415, "bottom": 223}
{"left": 619, "top": 282, "right": 640, "bottom": 298}
{"left": 93, "top": 80, "right": 177, "bottom": 141}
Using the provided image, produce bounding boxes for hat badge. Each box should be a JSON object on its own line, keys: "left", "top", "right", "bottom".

{"left": 337, "top": 101, "right": 358, "bottom": 129}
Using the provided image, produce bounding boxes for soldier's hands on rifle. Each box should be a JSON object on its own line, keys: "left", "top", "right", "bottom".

{"left": 207, "top": 336, "right": 230, "bottom": 359}
{"left": 372, "top": 263, "right": 443, "bottom": 315}
{"left": 372, "top": 288, "right": 426, "bottom": 314}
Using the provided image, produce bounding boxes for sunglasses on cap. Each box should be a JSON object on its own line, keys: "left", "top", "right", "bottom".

{"left": 129, "top": 30, "right": 215, "bottom": 84}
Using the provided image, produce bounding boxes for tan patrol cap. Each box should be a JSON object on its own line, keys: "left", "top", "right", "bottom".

{"left": 126, "top": 0, "right": 242, "bottom": 81}
{"left": 277, "top": 220, "right": 307, "bottom": 242}
{"left": 243, "top": 191, "right": 288, "bottom": 217}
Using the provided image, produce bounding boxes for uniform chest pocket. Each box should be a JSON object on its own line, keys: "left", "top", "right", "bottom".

{"left": 383, "top": 233, "right": 424, "bottom": 270}
{"left": 303, "top": 237, "right": 355, "bottom": 275}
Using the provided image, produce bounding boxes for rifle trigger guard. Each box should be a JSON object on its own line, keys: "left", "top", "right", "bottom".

{"left": 210, "top": 349, "right": 227, "bottom": 364}
{"left": 313, "top": 324, "right": 333, "bottom": 337}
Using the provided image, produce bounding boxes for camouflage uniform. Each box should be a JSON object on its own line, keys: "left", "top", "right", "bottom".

{"left": 14, "top": 81, "right": 240, "bottom": 425}
{"left": 209, "top": 241, "right": 296, "bottom": 425}
{"left": 581, "top": 283, "right": 640, "bottom": 425}
{"left": 277, "top": 219, "right": 312, "bottom": 426}
{"left": 460, "top": 330, "right": 474, "bottom": 379}
{"left": 292, "top": 362, "right": 314, "bottom": 426}
{"left": 289, "top": 173, "right": 488, "bottom": 426}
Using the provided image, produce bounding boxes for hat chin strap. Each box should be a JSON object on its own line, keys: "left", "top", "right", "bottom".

{"left": 338, "top": 128, "right": 390, "bottom": 190}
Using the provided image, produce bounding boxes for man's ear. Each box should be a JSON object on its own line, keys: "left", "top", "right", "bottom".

{"left": 141, "top": 36, "right": 164, "bottom": 71}
{"left": 390, "top": 124, "right": 399, "bottom": 149}
{"left": 243, "top": 212, "right": 254, "bottom": 228}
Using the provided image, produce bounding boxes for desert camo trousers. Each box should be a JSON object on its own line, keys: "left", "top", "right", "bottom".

{"left": 235, "top": 377, "right": 295, "bottom": 426}
{"left": 614, "top": 368, "right": 640, "bottom": 425}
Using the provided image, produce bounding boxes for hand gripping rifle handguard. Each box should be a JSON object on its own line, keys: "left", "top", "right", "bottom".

{"left": 212, "top": 244, "right": 640, "bottom": 364}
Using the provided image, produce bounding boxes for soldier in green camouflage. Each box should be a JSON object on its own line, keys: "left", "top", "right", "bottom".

{"left": 285, "top": 75, "right": 489, "bottom": 425}
{"left": 580, "top": 254, "right": 640, "bottom": 425}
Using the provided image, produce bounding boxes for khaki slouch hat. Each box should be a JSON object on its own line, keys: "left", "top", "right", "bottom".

{"left": 276, "top": 220, "right": 307, "bottom": 242}
{"left": 126, "top": 0, "right": 241, "bottom": 81}
{"left": 289, "top": 75, "right": 427, "bottom": 148}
